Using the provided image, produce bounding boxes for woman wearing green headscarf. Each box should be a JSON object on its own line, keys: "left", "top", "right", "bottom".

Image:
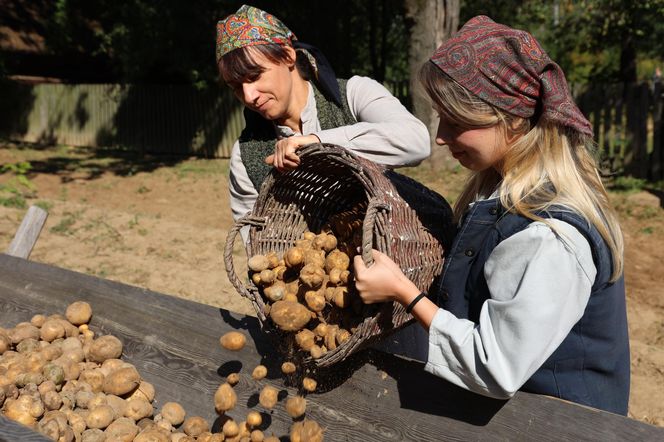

{"left": 216, "top": 5, "right": 430, "bottom": 223}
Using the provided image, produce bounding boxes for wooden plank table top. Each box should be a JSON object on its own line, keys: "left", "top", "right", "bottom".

{"left": 0, "top": 253, "right": 662, "bottom": 441}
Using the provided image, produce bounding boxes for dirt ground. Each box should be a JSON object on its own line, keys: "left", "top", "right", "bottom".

{"left": 1, "top": 142, "right": 663, "bottom": 427}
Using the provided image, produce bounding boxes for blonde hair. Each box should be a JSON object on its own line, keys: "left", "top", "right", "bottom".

{"left": 419, "top": 62, "right": 624, "bottom": 281}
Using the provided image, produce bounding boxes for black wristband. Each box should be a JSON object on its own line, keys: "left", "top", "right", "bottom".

{"left": 405, "top": 291, "right": 427, "bottom": 314}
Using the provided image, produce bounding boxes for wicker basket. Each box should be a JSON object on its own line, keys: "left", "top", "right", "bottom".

{"left": 224, "top": 143, "right": 455, "bottom": 367}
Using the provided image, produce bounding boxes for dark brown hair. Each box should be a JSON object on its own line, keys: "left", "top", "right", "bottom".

{"left": 218, "top": 44, "right": 293, "bottom": 86}
{"left": 218, "top": 43, "right": 312, "bottom": 90}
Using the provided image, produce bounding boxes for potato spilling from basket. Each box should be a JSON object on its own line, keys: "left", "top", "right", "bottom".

{"left": 248, "top": 209, "right": 366, "bottom": 360}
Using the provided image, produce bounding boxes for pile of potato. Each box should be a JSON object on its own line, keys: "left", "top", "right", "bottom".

{"left": 0, "top": 302, "right": 224, "bottom": 441}
{"left": 248, "top": 207, "right": 368, "bottom": 361}
{"left": 0, "top": 302, "right": 324, "bottom": 441}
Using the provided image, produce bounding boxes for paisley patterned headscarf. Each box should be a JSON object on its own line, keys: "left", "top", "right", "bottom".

{"left": 430, "top": 16, "right": 592, "bottom": 136}
{"left": 216, "top": 5, "right": 341, "bottom": 105}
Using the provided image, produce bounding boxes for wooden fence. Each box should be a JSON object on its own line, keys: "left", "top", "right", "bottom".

{"left": 575, "top": 81, "right": 664, "bottom": 181}
{"left": 0, "top": 82, "right": 245, "bottom": 158}
{"left": 1, "top": 80, "right": 663, "bottom": 181}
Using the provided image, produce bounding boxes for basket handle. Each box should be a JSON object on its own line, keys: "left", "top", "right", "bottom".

{"left": 361, "top": 199, "right": 390, "bottom": 267}
{"left": 223, "top": 215, "right": 266, "bottom": 299}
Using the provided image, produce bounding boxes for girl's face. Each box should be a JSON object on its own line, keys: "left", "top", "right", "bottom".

{"left": 223, "top": 48, "right": 295, "bottom": 121}
{"left": 435, "top": 115, "right": 509, "bottom": 173}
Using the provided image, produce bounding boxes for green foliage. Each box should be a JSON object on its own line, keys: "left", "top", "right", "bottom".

{"left": 609, "top": 176, "right": 647, "bottom": 193}
{"left": 461, "top": 0, "right": 664, "bottom": 84}
{"left": 0, "top": 162, "right": 35, "bottom": 209}
{"left": 43, "top": 0, "right": 410, "bottom": 85}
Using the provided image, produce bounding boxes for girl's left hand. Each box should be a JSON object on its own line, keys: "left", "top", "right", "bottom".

{"left": 265, "top": 134, "right": 320, "bottom": 172}
{"left": 353, "top": 250, "right": 417, "bottom": 304}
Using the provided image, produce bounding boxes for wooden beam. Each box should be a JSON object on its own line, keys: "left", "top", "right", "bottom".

{"left": 5, "top": 205, "right": 48, "bottom": 259}
{"left": 0, "top": 255, "right": 661, "bottom": 440}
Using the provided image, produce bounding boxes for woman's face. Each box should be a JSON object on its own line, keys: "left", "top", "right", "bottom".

{"left": 435, "top": 115, "right": 509, "bottom": 173}
{"left": 223, "top": 48, "right": 295, "bottom": 121}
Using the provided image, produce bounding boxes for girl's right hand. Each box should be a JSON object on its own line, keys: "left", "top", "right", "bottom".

{"left": 353, "top": 250, "right": 418, "bottom": 304}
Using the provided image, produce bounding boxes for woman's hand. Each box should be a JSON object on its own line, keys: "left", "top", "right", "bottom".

{"left": 353, "top": 250, "right": 419, "bottom": 304}
{"left": 265, "top": 134, "right": 320, "bottom": 172}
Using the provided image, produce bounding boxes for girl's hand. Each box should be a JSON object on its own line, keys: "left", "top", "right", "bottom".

{"left": 353, "top": 250, "right": 418, "bottom": 304}
{"left": 265, "top": 134, "right": 320, "bottom": 172}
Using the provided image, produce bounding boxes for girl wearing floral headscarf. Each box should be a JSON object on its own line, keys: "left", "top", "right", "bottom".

{"left": 216, "top": 5, "right": 430, "bottom": 222}
{"left": 354, "top": 16, "right": 629, "bottom": 415}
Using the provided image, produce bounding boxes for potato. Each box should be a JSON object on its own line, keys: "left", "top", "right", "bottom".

{"left": 104, "top": 417, "right": 139, "bottom": 441}
{"left": 248, "top": 255, "right": 270, "bottom": 272}
{"left": 65, "top": 301, "right": 93, "bottom": 325}
{"left": 328, "top": 268, "right": 342, "bottom": 285}
{"left": 302, "top": 377, "right": 317, "bottom": 392}
{"left": 134, "top": 428, "right": 170, "bottom": 442}
{"left": 86, "top": 404, "right": 115, "bottom": 429}
{"left": 160, "top": 402, "right": 185, "bottom": 426}
{"left": 214, "top": 383, "right": 237, "bottom": 413}
{"left": 281, "top": 362, "right": 296, "bottom": 375}
{"left": 252, "top": 365, "right": 267, "bottom": 380}
{"left": 265, "top": 251, "right": 280, "bottom": 269}
{"left": 273, "top": 265, "right": 287, "bottom": 280}
{"left": 30, "top": 314, "right": 47, "bottom": 328}
{"left": 223, "top": 419, "right": 240, "bottom": 437}
{"left": 0, "top": 331, "right": 11, "bottom": 354}
{"left": 264, "top": 436, "right": 280, "bottom": 442}
{"left": 285, "top": 396, "right": 306, "bottom": 418}
{"left": 89, "top": 335, "right": 123, "bottom": 363}
{"left": 284, "top": 247, "right": 305, "bottom": 268}
{"left": 102, "top": 366, "right": 141, "bottom": 396}
{"left": 295, "top": 329, "right": 316, "bottom": 351}
{"left": 79, "top": 368, "right": 105, "bottom": 393}
{"left": 309, "top": 345, "right": 324, "bottom": 359}
{"left": 263, "top": 280, "right": 286, "bottom": 302}
{"left": 246, "top": 410, "right": 262, "bottom": 428}
{"left": 81, "top": 428, "right": 105, "bottom": 442}
{"left": 42, "top": 390, "right": 62, "bottom": 411}
{"left": 325, "top": 250, "right": 350, "bottom": 273}
{"left": 299, "top": 264, "right": 325, "bottom": 288}
{"left": 322, "top": 234, "right": 338, "bottom": 253}
{"left": 324, "top": 326, "right": 339, "bottom": 351}
{"left": 303, "top": 249, "right": 325, "bottom": 268}
{"left": 106, "top": 394, "right": 128, "bottom": 419}
{"left": 332, "top": 287, "right": 350, "bottom": 309}
{"left": 9, "top": 323, "right": 40, "bottom": 344}
{"left": 304, "top": 291, "right": 326, "bottom": 312}
{"left": 128, "top": 380, "right": 155, "bottom": 403}
{"left": 313, "top": 323, "right": 329, "bottom": 337}
{"left": 39, "top": 319, "right": 65, "bottom": 342}
{"left": 290, "top": 419, "right": 324, "bottom": 442}
{"left": 259, "top": 269, "right": 275, "bottom": 285}
{"left": 294, "top": 239, "right": 312, "bottom": 250}
{"left": 220, "top": 331, "right": 246, "bottom": 351}
{"left": 182, "top": 416, "right": 209, "bottom": 437}
{"left": 250, "top": 429, "right": 265, "bottom": 442}
{"left": 227, "top": 372, "right": 240, "bottom": 386}
{"left": 258, "top": 385, "right": 279, "bottom": 409}
{"left": 303, "top": 231, "right": 316, "bottom": 241}
{"left": 269, "top": 301, "right": 311, "bottom": 332}
{"left": 125, "top": 397, "right": 153, "bottom": 420}
{"left": 336, "top": 329, "right": 351, "bottom": 345}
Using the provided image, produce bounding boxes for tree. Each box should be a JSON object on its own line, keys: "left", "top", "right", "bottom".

{"left": 405, "top": 0, "right": 460, "bottom": 170}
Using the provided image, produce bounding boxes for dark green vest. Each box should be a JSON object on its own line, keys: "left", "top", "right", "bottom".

{"left": 239, "top": 79, "right": 356, "bottom": 191}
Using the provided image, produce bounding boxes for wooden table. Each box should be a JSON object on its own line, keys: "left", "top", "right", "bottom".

{"left": 0, "top": 254, "right": 661, "bottom": 441}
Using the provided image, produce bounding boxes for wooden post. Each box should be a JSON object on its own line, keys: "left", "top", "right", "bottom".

{"left": 652, "top": 79, "right": 662, "bottom": 181}
{"left": 5, "top": 206, "right": 48, "bottom": 259}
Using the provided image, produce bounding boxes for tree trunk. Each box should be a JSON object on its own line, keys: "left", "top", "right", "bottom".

{"left": 405, "top": 0, "right": 459, "bottom": 171}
